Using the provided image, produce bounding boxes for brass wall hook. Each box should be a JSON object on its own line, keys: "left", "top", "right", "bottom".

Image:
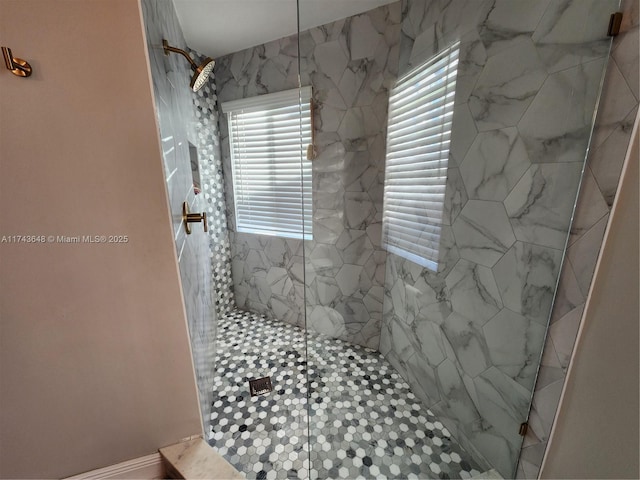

{"left": 2, "top": 46, "right": 32, "bottom": 77}
{"left": 182, "top": 201, "right": 208, "bottom": 235}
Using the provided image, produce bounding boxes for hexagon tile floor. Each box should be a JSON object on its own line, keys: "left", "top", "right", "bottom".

{"left": 208, "top": 309, "right": 483, "bottom": 479}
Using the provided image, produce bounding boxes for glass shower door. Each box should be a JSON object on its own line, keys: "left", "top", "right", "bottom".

{"left": 206, "top": 2, "right": 312, "bottom": 479}
{"left": 299, "top": 0, "right": 618, "bottom": 478}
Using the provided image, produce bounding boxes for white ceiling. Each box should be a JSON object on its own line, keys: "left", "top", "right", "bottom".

{"left": 173, "top": 0, "right": 398, "bottom": 59}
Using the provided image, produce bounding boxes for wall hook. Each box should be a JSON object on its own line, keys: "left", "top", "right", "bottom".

{"left": 2, "top": 46, "right": 32, "bottom": 77}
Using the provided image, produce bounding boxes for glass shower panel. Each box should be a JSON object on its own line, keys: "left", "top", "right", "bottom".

{"left": 299, "top": 0, "right": 616, "bottom": 478}
{"left": 208, "top": 2, "right": 310, "bottom": 478}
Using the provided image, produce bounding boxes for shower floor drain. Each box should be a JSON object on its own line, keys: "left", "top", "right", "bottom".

{"left": 249, "top": 376, "right": 273, "bottom": 396}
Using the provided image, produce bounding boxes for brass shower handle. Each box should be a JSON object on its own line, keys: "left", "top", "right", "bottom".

{"left": 182, "top": 201, "right": 208, "bottom": 234}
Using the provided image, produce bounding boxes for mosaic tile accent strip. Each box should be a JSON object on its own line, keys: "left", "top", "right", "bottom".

{"left": 208, "top": 310, "right": 482, "bottom": 480}
{"left": 189, "top": 66, "right": 235, "bottom": 316}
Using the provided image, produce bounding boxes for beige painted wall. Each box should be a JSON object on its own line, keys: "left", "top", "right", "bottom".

{"left": 540, "top": 113, "right": 640, "bottom": 479}
{"left": 0, "top": 1, "right": 203, "bottom": 478}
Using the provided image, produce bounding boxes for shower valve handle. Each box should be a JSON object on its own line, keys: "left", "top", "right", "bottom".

{"left": 182, "top": 202, "right": 208, "bottom": 234}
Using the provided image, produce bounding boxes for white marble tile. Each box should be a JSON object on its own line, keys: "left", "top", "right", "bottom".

{"left": 589, "top": 60, "right": 638, "bottom": 150}
{"left": 588, "top": 105, "right": 639, "bottom": 205}
{"left": 436, "top": 358, "right": 482, "bottom": 424}
{"left": 308, "top": 305, "right": 347, "bottom": 338}
{"left": 244, "top": 249, "right": 269, "bottom": 279}
{"left": 442, "top": 313, "right": 492, "bottom": 377}
{"left": 532, "top": 0, "right": 616, "bottom": 73}
{"left": 474, "top": 367, "right": 530, "bottom": 452}
{"left": 313, "top": 209, "right": 344, "bottom": 244}
{"left": 567, "top": 213, "right": 609, "bottom": 296}
{"left": 518, "top": 58, "right": 607, "bottom": 164}
{"left": 312, "top": 275, "right": 341, "bottom": 306}
{"left": 455, "top": 30, "right": 488, "bottom": 106}
{"left": 363, "top": 285, "right": 384, "bottom": 315}
{"left": 414, "top": 318, "right": 446, "bottom": 366}
{"left": 450, "top": 102, "right": 478, "bottom": 168}
{"left": 548, "top": 304, "right": 584, "bottom": 368}
{"left": 344, "top": 191, "right": 376, "bottom": 229}
{"left": 469, "top": 39, "right": 547, "bottom": 131}
{"left": 504, "top": 163, "right": 583, "bottom": 249}
{"left": 549, "top": 260, "right": 584, "bottom": 324}
{"left": 478, "top": 0, "right": 551, "bottom": 57}
{"left": 465, "top": 419, "right": 515, "bottom": 478}
{"left": 335, "top": 264, "right": 368, "bottom": 297}
{"left": 405, "top": 351, "right": 441, "bottom": 403}
{"left": 445, "top": 259, "right": 503, "bottom": 324}
{"left": 308, "top": 243, "right": 343, "bottom": 277}
{"left": 531, "top": 379, "right": 564, "bottom": 434}
{"left": 460, "top": 127, "right": 531, "bottom": 202}
{"left": 612, "top": 24, "right": 639, "bottom": 101}
{"left": 568, "top": 167, "right": 609, "bottom": 245}
{"left": 442, "top": 168, "right": 469, "bottom": 225}
{"left": 335, "top": 229, "right": 373, "bottom": 265}
{"left": 349, "top": 14, "right": 383, "bottom": 60}
{"left": 492, "top": 241, "right": 562, "bottom": 325}
{"left": 452, "top": 200, "right": 516, "bottom": 268}
{"left": 266, "top": 266, "right": 293, "bottom": 297}
{"left": 437, "top": 225, "right": 461, "bottom": 278}
{"left": 483, "top": 308, "right": 546, "bottom": 391}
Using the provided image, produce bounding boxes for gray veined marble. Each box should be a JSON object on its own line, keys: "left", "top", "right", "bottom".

{"left": 445, "top": 259, "right": 503, "bottom": 324}
{"left": 531, "top": 0, "right": 617, "bottom": 73}
{"left": 518, "top": 58, "right": 607, "bottom": 164}
{"left": 460, "top": 127, "right": 531, "bottom": 202}
{"left": 442, "top": 313, "right": 492, "bottom": 378}
{"left": 454, "top": 30, "right": 488, "bottom": 106}
{"left": 493, "top": 241, "right": 562, "bottom": 325}
{"left": 443, "top": 167, "right": 469, "bottom": 226}
{"left": 335, "top": 229, "right": 374, "bottom": 265}
{"left": 483, "top": 308, "right": 547, "bottom": 391}
{"left": 478, "top": 0, "right": 551, "bottom": 57}
{"left": 473, "top": 367, "right": 531, "bottom": 473}
{"left": 469, "top": 38, "right": 547, "bottom": 131}
{"left": 504, "top": 162, "right": 583, "bottom": 250}
{"left": 335, "top": 264, "right": 371, "bottom": 298}
{"left": 452, "top": 200, "right": 516, "bottom": 268}
{"left": 308, "top": 305, "right": 347, "bottom": 338}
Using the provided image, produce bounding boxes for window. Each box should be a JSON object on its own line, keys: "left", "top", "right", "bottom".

{"left": 381, "top": 43, "right": 459, "bottom": 271}
{"left": 221, "top": 86, "right": 313, "bottom": 240}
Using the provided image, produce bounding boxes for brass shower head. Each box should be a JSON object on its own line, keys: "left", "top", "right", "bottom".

{"left": 162, "top": 39, "right": 215, "bottom": 92}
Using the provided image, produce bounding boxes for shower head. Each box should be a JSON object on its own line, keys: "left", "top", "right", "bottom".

{"left": 162, "top": 39, "right": 215, "bottom": 92}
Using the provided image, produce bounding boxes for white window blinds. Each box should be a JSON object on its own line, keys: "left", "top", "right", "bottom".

{"left": 382, "top": 43, "right": 459, "bottom": 271}
{"left": 222, "top": 87, "right": 313, "bottom": 240}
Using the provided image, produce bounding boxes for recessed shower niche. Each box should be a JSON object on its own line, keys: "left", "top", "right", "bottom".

{"left": 141, "top": 0, "right": 621, "bottom": 477}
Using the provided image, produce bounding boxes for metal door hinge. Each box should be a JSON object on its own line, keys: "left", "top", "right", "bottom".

{"left": 608, "top": 12, "right": 623, "bottom": 37}
{"left": 519, "top": 422, "right": 529, "bottom": 436}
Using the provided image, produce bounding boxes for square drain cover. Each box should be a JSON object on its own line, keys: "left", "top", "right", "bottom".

{"left": 249, "top": 376, "right": 273, "bottom": 396}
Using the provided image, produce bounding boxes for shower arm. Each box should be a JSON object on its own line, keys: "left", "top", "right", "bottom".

{"left": 162, "top": 40, "right": 198, "bottom": 71}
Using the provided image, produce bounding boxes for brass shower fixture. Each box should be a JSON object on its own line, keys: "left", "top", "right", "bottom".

{"left": 2, "top": 46, "right": 32, "bottom": 77}
{"left": 162, "top": 39, "right": 214, "bottom": 92}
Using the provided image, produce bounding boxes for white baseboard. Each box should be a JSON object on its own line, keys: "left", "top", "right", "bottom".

{"left": 64, "top": 453, "right": 165, "bottom": 480}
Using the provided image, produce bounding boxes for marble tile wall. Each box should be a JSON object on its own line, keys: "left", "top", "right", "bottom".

{"left": 141, "top": 0, "right": 220, "bottom": 435}
{"left": 216, "top": 4, "right": 402, "bottom": 349}
{"left": 379, "top": 0, "right": 618, "bottom": 476}
{"left": 215, "top": 26, "right": 306, "bottom": 330}
{"left": 517, "top": 1, "right": 639, "bottom": 477}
